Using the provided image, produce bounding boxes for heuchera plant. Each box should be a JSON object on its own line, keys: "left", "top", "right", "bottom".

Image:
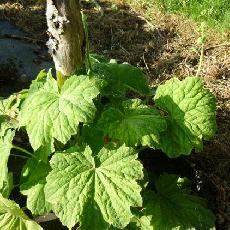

{"left": 0, "top": 54, "right": 217, "bottom": 229}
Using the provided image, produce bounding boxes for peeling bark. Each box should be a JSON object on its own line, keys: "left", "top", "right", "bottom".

{"left": 46, "top": 0, "right": 85, "bottom": 77}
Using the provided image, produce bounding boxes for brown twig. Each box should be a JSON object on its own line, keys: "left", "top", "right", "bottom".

{"left": 205, "top": 43, "right": 230, "bottom": 51}
{"left": 34, "top": 213, "right": 58, "bottom": 223}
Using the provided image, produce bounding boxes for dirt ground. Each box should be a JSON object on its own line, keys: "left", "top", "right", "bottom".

{"left": 0, "top": 0, "right": 229, "bottom": 229}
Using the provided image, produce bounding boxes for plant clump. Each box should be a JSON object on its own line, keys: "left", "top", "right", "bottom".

{"left": 0, "top": 54, "right": 217, "bottom": 229}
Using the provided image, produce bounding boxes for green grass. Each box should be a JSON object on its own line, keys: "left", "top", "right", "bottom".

{"left": 151, "top": 0, "right": 230, "bottom": 32}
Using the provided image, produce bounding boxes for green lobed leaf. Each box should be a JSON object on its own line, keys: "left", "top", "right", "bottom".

{"left": 0, "top": 194, "right": 43, "bottom": 230}
{"left": 89, "top": 54, "right": 110, "bottom": 65}
{"left": 0, "top": 173, "right": 13, "bottom": 199}
{"left": 154, "top": 77, "right": 217, "bottom": 157}
{"left": 27, "top": 69, "right": 49, "bottom": 95}
{"left": 45, "top": 145, "right": 143, "bottom": 229}
{"left": 79, "top": 201, "right": 111, "bottom": 230}
{"left": 92, "top": 62, "right": 150, "bottom": 97}
{"left": 98, "top": 99, "right": 166, "bottom": 147}
{"left": 20, "top": 149, "right": 52, "bottom": 216}
{"left": 16, "top": 69, "right": 49, "bottom": 102}
{"left": 0, "top": 97, "right": 17, "bottom": 197}
{"left": 81, "top": 124, "right": 105, "bottom": 154}
{"left": 0, "top": 130, "right": 14, "bottom": 197}
{"left": 19, "top": 74, "right": 100, "bottom": 150}
{"left": 0, "top": 95, "right": 20, "bottom": 137}
{"left": 129, "top": 209, "right": 152, "bottom": 230}
{"left": 132, "top": 174, "right": 215, "bottom": 230}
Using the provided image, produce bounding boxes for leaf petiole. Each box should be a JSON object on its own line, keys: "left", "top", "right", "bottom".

{"left": 10, "top": 153, "right": 30, "bottom": 159}
{"left": 12, "top": 145, "right": 33, "bottom": 157}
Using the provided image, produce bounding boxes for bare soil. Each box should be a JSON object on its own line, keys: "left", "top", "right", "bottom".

{"left": 0, "top": 0, "right": 229, "bottom": 229}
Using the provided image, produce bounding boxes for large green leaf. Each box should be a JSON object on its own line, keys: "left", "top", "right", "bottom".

{"left": 154, "top": 77, "right": 216, "bottom": 157}
{"left": 0, "top": 95, "right": 19, "bottom": 137}
{"left": 98, "top": 99, "right": 166, "bottom": 147}
{"left": 81, "top": 124, "right": 105, "bottom": 154}
{"left": 20, "top": 149, "right": 52, "bottom": 215}
{"left": 19, "top": 75, "right": 100, "bottom": 150}
{"left": 45, "top": 145, "right": 143, "bottom": 229}
{"left": 0, "top": 194, "right": 43, "bottom": 230}
{"left": 0, "top": 96, "right": 19, "bottom": 196}
{"left": 0, "top": 130, "right": 14, "bottom": 197}
{"left": 132, "top": 174, "right": 215, "bottom": 230}
{"left": 79, "top": 201, "right": 110, "bottom": 230}
{"left": 27, "top": 69, "right": 48, "bottom": 95}
{"left": 92, "top": 62, "right": 150, "bottom": 97}
{"left": 129, "top": 210, "right": 152, "bottom": 230}
{"left": 0, "top": 173, "right": 13, "bottom": 198}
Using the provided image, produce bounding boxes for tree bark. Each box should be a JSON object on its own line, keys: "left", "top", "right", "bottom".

{"left": 46, "top": 0, "right": 85, "bottom": 82}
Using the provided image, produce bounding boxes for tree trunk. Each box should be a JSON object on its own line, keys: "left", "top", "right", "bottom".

{"left": 46, "top": 0, "right": 85, "bottom": 86}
